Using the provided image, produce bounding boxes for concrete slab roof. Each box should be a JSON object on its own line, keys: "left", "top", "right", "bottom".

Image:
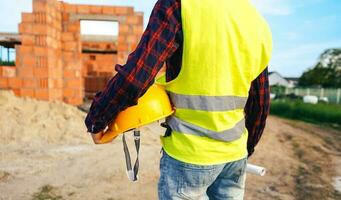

{"left": 0, "top": 32, "right": 21, "bottom": 48}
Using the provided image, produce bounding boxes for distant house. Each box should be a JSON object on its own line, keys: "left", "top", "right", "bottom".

{"left": 269, "top": 71, "right": 299, "bottom": 88}
{"left": 269, "top": 71, "right": 289, "bottom": 87}
{"left": 285, "top": 77, "right": 299, "bottom": 88}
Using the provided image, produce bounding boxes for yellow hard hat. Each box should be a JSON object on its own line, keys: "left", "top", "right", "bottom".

{"left": 100, "top": 84, "right": 174, "bottom": 143}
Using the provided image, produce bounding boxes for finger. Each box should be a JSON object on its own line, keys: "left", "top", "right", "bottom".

{"left": 91, "top": 132, "right": 104, "bottom": 144}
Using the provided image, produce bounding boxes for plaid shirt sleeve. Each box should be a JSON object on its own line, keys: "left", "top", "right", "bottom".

{"left": 85, "top": 0, "right": 181, "bottom": 133}
{"left": 244, "top": 67, "right": 270, "bottom": 157}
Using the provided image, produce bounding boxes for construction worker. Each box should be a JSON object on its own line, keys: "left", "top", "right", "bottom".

{"left": 85, "top": 0, "right": 272, "bottom": 199}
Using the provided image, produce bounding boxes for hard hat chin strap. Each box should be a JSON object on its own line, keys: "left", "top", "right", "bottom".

{"left": 122, "top": 129, "right": 141, "bottom": 182}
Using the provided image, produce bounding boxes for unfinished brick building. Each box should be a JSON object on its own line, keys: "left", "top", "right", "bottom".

{"left": 0, "top": 0, "right": 143, "bottom": 105}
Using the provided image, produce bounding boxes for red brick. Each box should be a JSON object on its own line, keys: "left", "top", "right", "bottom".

{"left": 17, "top": 66, "right": 34, "bottom": 78}
{"left": 73, "top": 89, "right": 83, "bottom": 97}
{"left": 66, "top": 79, "right": 82, "bottom": 88}
{"left": 46, "top": 14, "right": 53, "bottom": 24}
{"left": 49, "top": 6, "right": 58, "bottom": 19}
{"left": 63, "top": 88, "right": 75, "bottom": 97}
{"left": 20, "top": 35, "right": 35, "bottom": 46}
{"left": 8, "top": 78, "right": 22, "bottom": 89}
{"left": 34, "top": 67, "right": 49, "bottom": 78}
{"left": 77, "top": 5, "right": 90, "bottom": 14}
{"left": 64, "top": 97, "right": 82, "bottom": 105}
{"left": 53, "top": 20, "right": 62, "bottom": 32}
{"left": 64, "top": 61, "right": 81, "bottom": 71}
{"left": 62, "top": 52, "right": 74, "bottom": 61}
{"left": 62, "top": 13, "right": 69, "bottom": 21}
{"left": 119, "top": 24, "right": 130, "bottom": 34}
{"left": 62, "top": 33, "right": 74, "bottom": 42}
{"left": 48, "top": 27, "right": 56, "bottom": 38}
{"left": 22, "top": 57, "right": 35, "bottom": 67}
{"left": 130, "top": 42, "right": 138, "bottom": 50}
{"left": 53, "top": 0, "right": 62, "bottom": 12}
{"left": 126, "top": 16, "right": 142, "bottom": 25}
{"left": 22, "top": 78, "right": 37, "bottom": 88}
{"left": 33, "top": 24, "right": 48, "bottom": 35}
{"left": 21, "top": 89, "right": 35, "bottom": 98}
{"left": 22, "top": 13, "right": 35, "bottom": 23}
{"left": 0, "top": 78, "right": 8, "bottom": 89}
{"left": 33, "top": 1, "right": 48, "bottom": 12}
{"left": 46, "top": 37, "right": 58, "bottom": 48}
{"left": 118, "top": 43, "right": 129, "bottom": 51}
{"left": 18, "top": 23, "right": 33, "bottom": 34}
{"left": 34, "top": 12, "right": 47, "bottom": 24}
{"left": 17, "top": 45, "right": 33, "bottom": 54}
{"left": 35, "top": 35, "right": 47, "bottom": 46}
{"left": 127, "top": 35, "right": 138, "bottom": 44}
{"left": 115, "top": 7, "right": 134, "bottom": 15}
{"left": 90, "top": 6, "right": 102, "bottom": 14}
{"left": 49, "top": 68, "right": 63, "bottom": 79}
{"left": 50, "top": 89, "right": 62, "bottom": 100}
{"left": 63, "top": 3, "right": 77, "bottom": 13}
{"left": 34, "top": 47, "right": 48, "bottom": 56}
{"left": 67, "top": 23, "right": 80, "bottom": 32}
{"left": 35, "top": 89, "right": 49, "bottom": 100}
{"left": 133, "top": 25, "right": 143, "bottom": 35}
{"left": 38, "top": 78, "right": 49, "bottom": 89}
{"left": 35, "top": 56, "right": 47, "bottom": 68}
{"left": 53, "top": 79, "right": 63, "bottom": 88}
{"left": 102, "top": 6, "right": 115, "bottom": 15}
{"left": 12, "top": 89, "right": 20, "bottom": 96}
{"left": 63, "top": 41, "right": 78, "bottom": 51}
{"left": 2, "top": 67, "right": 16, "bottom": 78}
{"left": 117, "top": 53, "right": 126, "bottom": 64}
{"left": 63, "top": 69, "right": 75, "bottom": 78}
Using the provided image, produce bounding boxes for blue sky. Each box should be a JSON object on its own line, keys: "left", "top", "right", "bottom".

{"left": 0, "top": 0, "right": 340, "bottom": 77}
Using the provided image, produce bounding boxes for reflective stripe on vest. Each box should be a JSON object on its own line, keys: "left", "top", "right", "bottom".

{"left": 167, "top": 116, "right": 246, "bottom": 142}
{"left": 168, "top": 91, "right": 248, "bottom": 111}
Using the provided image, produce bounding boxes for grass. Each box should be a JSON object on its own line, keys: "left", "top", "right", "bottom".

{"left": 0, "top": 171, "right": 11, "bottom": 181}
{"left": 31, "top": 185, "right": 63, "bottom": 200}
{"left": 270, "top": 99, "right": 341, "bottom": 127}
{"left": 0, "top": 60, "right": 15, "bottom": 66}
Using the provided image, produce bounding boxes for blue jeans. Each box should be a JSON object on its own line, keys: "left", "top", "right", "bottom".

{"left": 158, "top": 151, "right": 247, "bottom": 200}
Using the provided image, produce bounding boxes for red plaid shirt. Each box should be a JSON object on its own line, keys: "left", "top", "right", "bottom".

{"left": 85, "top": 0, "right": 270, "bottom": 156}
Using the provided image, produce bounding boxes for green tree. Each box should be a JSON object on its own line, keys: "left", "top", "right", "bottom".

{"left": 299, "top": 48, "right": 341, "bottom": 88}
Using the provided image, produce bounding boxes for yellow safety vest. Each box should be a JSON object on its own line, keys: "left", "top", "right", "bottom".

{"left": 157, "top": 0, "right": 272, "bottom": 165}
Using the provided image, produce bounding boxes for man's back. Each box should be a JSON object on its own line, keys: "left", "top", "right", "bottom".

{"left": 158, "top": 0, "right": 272, "bottom": 165}
{"left": 181, "top": 0, "right": 272, "bottom": 93}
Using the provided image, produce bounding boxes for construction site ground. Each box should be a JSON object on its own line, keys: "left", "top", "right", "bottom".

{"left": 0, "top": 90, "right": 340, "bottom": 200}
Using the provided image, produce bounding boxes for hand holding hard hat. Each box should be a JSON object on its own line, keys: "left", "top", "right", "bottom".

{"left": 89, "top": 84, "right": 174, "bottom": 181}
{"left": 97, "top": 84, "right": 174, "bottom": 144}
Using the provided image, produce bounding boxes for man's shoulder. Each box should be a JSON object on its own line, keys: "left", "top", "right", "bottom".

{"left": 157, "top": 0, "right": 180, "bottom": 7}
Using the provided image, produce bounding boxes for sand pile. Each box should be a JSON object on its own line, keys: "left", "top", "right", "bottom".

{"left": 0, "top": 90, "right": 90, "bottom": 145}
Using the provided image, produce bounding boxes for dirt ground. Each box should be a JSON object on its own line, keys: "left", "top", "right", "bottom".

{"left": 0, "top": 91, "right": 340, "bottom": 200}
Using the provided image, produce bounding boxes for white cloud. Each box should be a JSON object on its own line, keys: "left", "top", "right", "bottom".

{"left": 283, "top": 32, "right": 299, "bottom": 40}
{"left": 270, "top": 40, "right": 341, "bottom": 76}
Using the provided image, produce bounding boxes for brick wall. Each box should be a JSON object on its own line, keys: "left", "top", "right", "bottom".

{"left": 17, "top": 0, "right": 63, "bottom": 101}
{"left": 82, "top": 41, "right": 118, "bottom": 99}
{"left": 0, "top": 0, "right": 144, "bottom": 105}
{"left": 0, "top": 66, "right": 17, "bottom": 93}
